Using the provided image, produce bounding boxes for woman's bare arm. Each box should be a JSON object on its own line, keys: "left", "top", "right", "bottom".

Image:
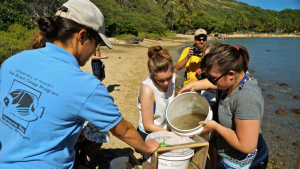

{"left": 201, "top": 119, "right": 260, "bottom": 154}
{"left": 178, "top": 78, "right": 218, "bottom": 95}
{"left": 139, "top": 84, "right": 167, "bottom": 132}
{"left": 91, "top": 47, "right": 108, "bottom": 60}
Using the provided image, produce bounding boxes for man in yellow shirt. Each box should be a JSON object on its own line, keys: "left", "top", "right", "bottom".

{"left": 176, "top": 29, "right": 207, "bottom": 87}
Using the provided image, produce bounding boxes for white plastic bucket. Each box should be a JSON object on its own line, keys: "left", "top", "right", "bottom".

{"left": 145, "top": 150, "right": 194, "bottom": 169}
{"left": 166, "top": 92, "right": 213, "bottom": 137}
{"left": 109, "top": 156, "right": 128, "bottom": 169}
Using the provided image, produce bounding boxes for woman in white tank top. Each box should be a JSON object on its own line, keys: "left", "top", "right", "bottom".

{"left": 137, "top": 46, "right": 176, "bottom": 141}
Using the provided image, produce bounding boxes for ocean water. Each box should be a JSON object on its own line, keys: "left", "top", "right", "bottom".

{"left": 167, "top": 37, "right": 300, "bottom": 168}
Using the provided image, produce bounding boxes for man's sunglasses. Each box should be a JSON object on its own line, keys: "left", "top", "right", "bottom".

{"left": 207, "top": 72, "right": 227, "bottom": 85}
{"left": 196, "top": 36, "right": 207, "bottom": 42}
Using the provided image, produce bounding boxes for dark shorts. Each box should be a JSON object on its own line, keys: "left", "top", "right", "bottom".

{"left": 137, "top": 127, "right": 151, "bottom": 141}
{"left": 217, "top": 134, "right": 268, "bottom": 169}
{"left": 216, "top": 157, "right": 268, "bottom": 169}
{"left": 91, "top": 59, "right": 105, "bottom": 80}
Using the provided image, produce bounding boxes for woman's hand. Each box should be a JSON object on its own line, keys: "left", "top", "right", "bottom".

{"left": 177, "top": 85, "right": 194, "bottom": 95}
{"left": 177, "top": 79, "right": 218, "bottom": 96}
{"left": 200, "top": 120, "right": 218, "bottom": 133}
{"left": 101, "top": 55, "right": 109, "bottom": 59}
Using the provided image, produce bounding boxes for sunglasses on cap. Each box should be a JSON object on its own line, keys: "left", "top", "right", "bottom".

{"left": 195, "top": 36, "right": 207, "bottom": 42}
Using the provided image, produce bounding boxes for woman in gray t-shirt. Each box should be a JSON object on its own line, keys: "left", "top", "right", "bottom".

{"left": 178, "top": 44, "right": 268, "bottom": 169}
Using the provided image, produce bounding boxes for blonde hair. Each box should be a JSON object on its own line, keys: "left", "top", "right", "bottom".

{"left": 147, "top": 46, "right": 173, "bottom": 75}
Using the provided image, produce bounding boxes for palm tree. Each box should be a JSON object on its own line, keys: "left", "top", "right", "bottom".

{"left": 266, "top": 21, "right": 274, "bottom": 33}
{"left": 249, "top": 16, "right": 257, "bottom": 31}
{"left": 231, "top": 21, "right": 238, "bottom": 33}
{"left": 273, "top": 18, "right": 280, "bottom": 33}
{"left": 241, "top": 15, "right": 248, "bottom": 33}
{"left": 177, "top": 9, "right": 188, "bottom": 33}
{"left": 268, "top": 19, "right": 275, "bottom": 33}
{"left": 294, "top": 19, "right": 300, "bottom": 33}
{"left": 177, "top": 8, "right": 195, "bottom": 34}
{"left": 159, "top": 0, "right": 177, "bottom": 25}
{"left": 286, "top": 18, "right": 293, "bottom": 33}
{"left": 168, "top": 2, "right": 178, "bottom": 31}
{"left": 236, "top": 13, "right": 243, "bottom": 32}
{"left": 255, "top": 24, "right": 264, "bottom": 33}
{"left": 225, "top": 13, "right": 232, "bottom": 34}
{"left": 176, "top": 0, "right": 196, "bottom": 34}
{"left": 178, "top": 0, "right": 194, "bottom": 13}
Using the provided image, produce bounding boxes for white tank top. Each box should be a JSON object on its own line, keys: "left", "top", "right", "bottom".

{"left": 137, "top": 73, "right": 176, "bottom": 134}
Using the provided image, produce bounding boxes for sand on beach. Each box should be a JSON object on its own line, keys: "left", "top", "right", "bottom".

{"left": 80, "top": 34, "right": 194, "bottom": 160}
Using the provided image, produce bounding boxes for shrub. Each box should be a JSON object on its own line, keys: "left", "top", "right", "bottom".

{"left": 164, "top": 32, "right": 176, "bottom": 37}
{"left": 114, "top": 34, "right": 135, "bottom": 40}
{"left": 102, "top": 11, "right": 118, "bottom": 37}
{"left": 115, "top": 32, "right": 176, "bottom": 40}
{"left": 226, "top": 25, "right": 234, "bottom": 33}
{"left": 118, "top": 20, "right": 138, "bottom": 36}
{"left": 138, "top": 32, "right": 160, "bottom": 39}
{"left": 0, "top": 4, "right": 35, "bottom": 31}
{"left": 0, "top": 23, "right": 37, "bottom": 64}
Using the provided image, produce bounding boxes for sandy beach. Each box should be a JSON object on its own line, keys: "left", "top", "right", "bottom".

{"left": 80, "top": 34, "right": 194, "bottom": 160}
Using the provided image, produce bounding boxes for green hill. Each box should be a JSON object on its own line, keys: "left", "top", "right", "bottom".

{"left": 1, "top": 0, "right": 299, "bottom": 63}
{"left": 1, "top": 0, "right": 300, "bottom": 35}
{"left": 90, "top": 0, "right": 300, "bottom": 35}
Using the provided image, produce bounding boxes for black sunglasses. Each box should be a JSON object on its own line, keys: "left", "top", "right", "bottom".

{"left": 207, "top": 72, "right": 227, "bottom": 85}
{"left": 95, "top": 35, "right": 102, "bottom": 46}
{"left": 86, "top": 30, "right": 102, "bottom": 47}
{"left": 196, "top": 36, "right": 207, "bottom": 42}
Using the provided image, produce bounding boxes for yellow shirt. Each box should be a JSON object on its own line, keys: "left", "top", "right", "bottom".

{"left": 178, "top": 47, "right": 203, "bottom": 87}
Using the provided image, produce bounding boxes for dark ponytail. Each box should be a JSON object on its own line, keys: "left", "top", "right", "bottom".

{"left": 30, "top": 6, "right": 100, "bottom": 49}
{"left": 201, "top": 44, "right": 249, "bottom": 73}
{"left": 37, "top": 16, "right": 58, "bottom": 43}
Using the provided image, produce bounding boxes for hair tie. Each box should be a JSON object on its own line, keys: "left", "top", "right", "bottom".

{"left": 235, "top": 46, "right": 239, "bottom": 51}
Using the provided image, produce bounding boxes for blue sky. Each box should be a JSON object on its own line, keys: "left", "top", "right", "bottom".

{"left": 236, "top": 0, "right": 300, "bottom": 11}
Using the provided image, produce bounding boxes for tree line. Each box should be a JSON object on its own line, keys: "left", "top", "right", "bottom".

{"left": 1, "top": 0, "right": 300, "bottom": 35}
{"left": 1, "top": 0, "right": 300, "bottom": 64}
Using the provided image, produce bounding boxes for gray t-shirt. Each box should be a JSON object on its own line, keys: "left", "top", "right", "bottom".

{"left": 217, "top": 79, "right": 264, "bottom": 158}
